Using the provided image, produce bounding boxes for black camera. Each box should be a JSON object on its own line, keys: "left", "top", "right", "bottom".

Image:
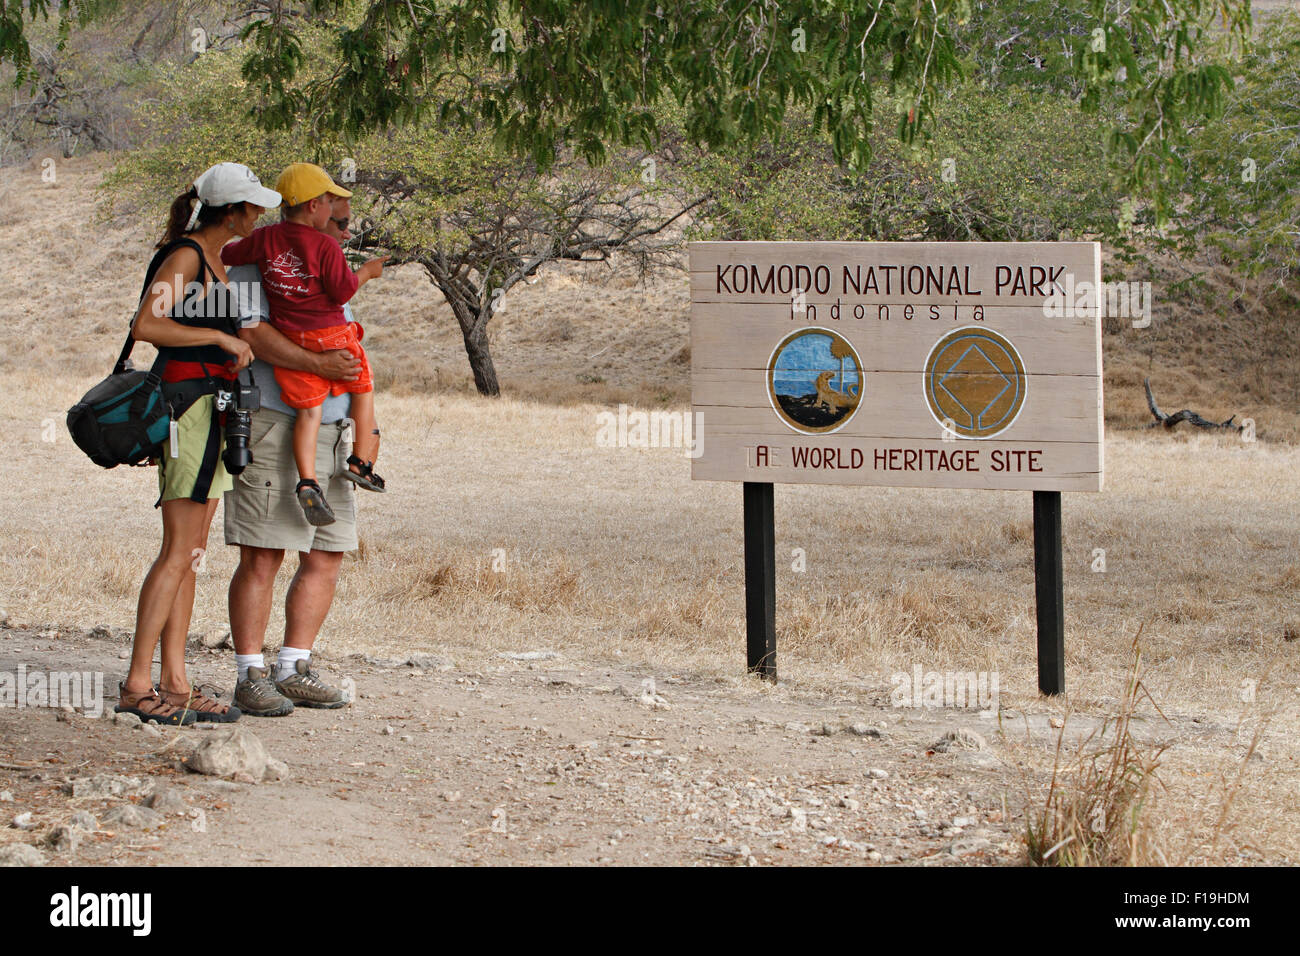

{"left": 215, "top": 378, "right": 261, "bottom": 475}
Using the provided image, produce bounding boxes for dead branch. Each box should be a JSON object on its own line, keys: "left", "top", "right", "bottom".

{"left": 1144, "top": 378, "right": 1240, "bottom": 432}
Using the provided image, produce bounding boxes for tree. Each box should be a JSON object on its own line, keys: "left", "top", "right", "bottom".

{"left": 5, "top": 0, "right": 1253, "bottom": 225}
{"left": 830, "top": 335, "right": 850, "bottom": 394}
{"left": 349, "top": 131, "right": 700, "bottom": 395}
{"left": 103, "top": 43, "right": 700, "bottom": 395}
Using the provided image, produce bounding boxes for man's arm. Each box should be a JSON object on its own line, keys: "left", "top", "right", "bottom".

{"left": 239, "top": 322, "right": 361, "bottom": 381}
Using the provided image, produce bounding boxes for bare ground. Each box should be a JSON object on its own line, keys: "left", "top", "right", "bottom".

{"left": 0, "top": 623, "right": 1266, "bottom": 867}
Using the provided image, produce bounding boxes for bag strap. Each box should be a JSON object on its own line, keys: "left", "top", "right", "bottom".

{"left": 116, "top": 237, "right": 214, "bottom": 376}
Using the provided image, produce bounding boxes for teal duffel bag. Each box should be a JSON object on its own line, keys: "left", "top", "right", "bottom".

{"left": 67, "top": 330, "right": 170, "bottom": 469}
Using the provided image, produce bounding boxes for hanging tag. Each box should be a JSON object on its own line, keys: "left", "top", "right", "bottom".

{"left": 342, "top": 421, "right": 354, "bottom": 443}
{"left": 169, "top": 419, "right": 179, "bottom": 457}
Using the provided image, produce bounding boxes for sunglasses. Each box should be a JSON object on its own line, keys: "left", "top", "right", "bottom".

{"left": 330, "top": 216, "right": 350, "bottom": 231}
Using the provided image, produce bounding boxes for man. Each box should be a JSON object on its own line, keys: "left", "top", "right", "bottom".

{"left": 223, "top": 165, "right": 375, "bottom": 715}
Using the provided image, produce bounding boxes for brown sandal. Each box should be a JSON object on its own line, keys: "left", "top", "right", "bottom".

{"left": 116, "top": 683, "right": 198, "bottom": 726}
{"left": 159, "top": 684, "right": 241, "bottom": 723}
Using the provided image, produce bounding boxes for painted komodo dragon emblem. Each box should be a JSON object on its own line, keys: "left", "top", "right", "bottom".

{"left": 814, "top": 371, "right": 859, "bottom": 413}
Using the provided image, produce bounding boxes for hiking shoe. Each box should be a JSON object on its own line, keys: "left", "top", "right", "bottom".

{"left": 234, "top": 666, "right": 295, "bottom": 717}
{"left": 275, "top": 658, "right": 348, "bottom": 709}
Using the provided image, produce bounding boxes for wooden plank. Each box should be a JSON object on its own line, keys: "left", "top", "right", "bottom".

{"left": 689, "top": 240, "right": 1103, "bottom": 492}
{"left": 692, "top": 432, "right": 1100, "bottom": 492}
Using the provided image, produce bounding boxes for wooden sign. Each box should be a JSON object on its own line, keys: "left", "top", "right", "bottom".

{"left": 690, "top": 241, "right": 1103, "bottom": 492}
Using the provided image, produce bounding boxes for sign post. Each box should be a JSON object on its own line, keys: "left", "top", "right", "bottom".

{"left": 743, "top": 481, "right": 777, "bottom": 680}
{"left": 690, "top": 241, "right": 1103, "bottom": 694}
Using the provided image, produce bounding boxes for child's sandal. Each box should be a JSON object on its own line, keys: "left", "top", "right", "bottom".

{"left": 343, "top": 455, "right": 386, "bottom": 492}
{"left": 296, "top": 478, "right": 337, "bottom": 526}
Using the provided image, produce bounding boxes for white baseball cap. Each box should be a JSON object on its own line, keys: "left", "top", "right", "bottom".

{"left": 193, "top": 162, "right": 282, "bottom": 209}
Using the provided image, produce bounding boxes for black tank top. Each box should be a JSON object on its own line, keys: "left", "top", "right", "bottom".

{"left": 139, "top": 237, "right": 239, "bottom": 370}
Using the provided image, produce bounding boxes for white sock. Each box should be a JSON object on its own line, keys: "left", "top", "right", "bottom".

{"left": 276, "top": 646, "right": 311, "bottom": 681}
{"left": 236, "top": 653, "right": 265, "bottom": 682}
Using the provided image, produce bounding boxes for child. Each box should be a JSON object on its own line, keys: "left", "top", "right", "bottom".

{"left": 221, "top": 162, "right": 388, "bottom": 526}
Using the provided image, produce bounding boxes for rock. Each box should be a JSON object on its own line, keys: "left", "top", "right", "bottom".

{"left": 380, "top": 725, "right": 395, "bottom": 735}
{"left": 788, "top": 807, "right": 808, "bottom": 832}
{"left": 637, "top": 678, "right": 670, "bottom": 711}
{"left": 0, "top": 608, "right": 8, "bottom": 626}
{"left": 932, "top": 729, "right": 988, "bottom": 753}
{"left": 362, "top": 652, "right": 450, "bottom": 669}
{"left": 201, "top": 630, "right": 232, "bottom": 649}
{"left": 185, "top": 727, "right": 270, "bottom": 781}
{"left": 117, "top": 649, "right": 130, "bottom": 659}
{"left": 399, "top": 734, "right": 413, "bottom": 742}
{"left": 145, "top": 789, "right": 187, "bottom": 814}
{"left": 264, "top": 758, "right": 290, "bottom": 782}
{"left": 102, "top": 805, "right": 163, "bottom": 830}
{"left": 1049, "top": 716, "right": 1065, "bottom": 729}
{"left": 0, "top": 844, "right": 44, "bottom": 866}
{"left": 407, "top": 652, "right": 449, "bottom": 669}
{"left": 46, "top": 825, "right": 83, "bottom": 852}
{"left": 866, "top": 850, "right": 883, "bottom": 863}
{"left": 0, "top": 791, "right": 12, "bottom": 802}
{"left": 812, "top": 723, "right": 841, "bottom": 736}
{"left": 67, "top": 774, "right": 148, "bottom": 800}
{"left": 140, "top": 723, "right": 162, "bottom": 739}
{"left": 442, "top": 791, "right": 461, "bottom": 803}
{"left": 70, "top": 811, "right": 97, "bottom": 831}
{"left": 113, "top": 712, "right": 142, "bottom": 729}
{"left": 947, "top": 836, "right": 993, "bottom": 856}
{"left": 867, "top": 768, "right": 889, "bottom": 780}
{"left": 847, "top": 722, "right": 881, "bottom": 738}
{"left": 498, "top": 651, "right": 559, "bottom": 661}
{"left": 361, "top": 656, "right": 406, "bottom": 668}
{"left": 87, "top": 624, "right": 113, "bottom": 640}
{"left": 11, "top": 812, "right": 35, "bottom": 830}
{"left": 839, "top": 797, "right": 862, "bottom": 812}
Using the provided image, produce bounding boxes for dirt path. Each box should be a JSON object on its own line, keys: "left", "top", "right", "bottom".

{"left": 0, "top": 624, "right": 1052, "bottom": 866}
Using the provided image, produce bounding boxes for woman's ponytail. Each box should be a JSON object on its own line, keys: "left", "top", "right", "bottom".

{"left": 158, "top": 187, "right": 200, "bottom": 249}
{"left": 157, "top": 186, "right": 238, "bottom": 249}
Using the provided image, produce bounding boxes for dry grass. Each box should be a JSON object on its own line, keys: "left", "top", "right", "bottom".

{"left": 1025, "top": 632, "right": 1168, "bottom": 866}
{"left": 1, "top": 155, "right": 1297, "bottom": 864}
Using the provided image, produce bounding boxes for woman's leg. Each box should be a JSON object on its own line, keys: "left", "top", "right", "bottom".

{"left": 348, "top": 389, "right": 379, "bottom": 465}
{"left": 294, "top": 404, "right": 324, "bottom": 483}
{"left": 123, "top": 497, "right": 219, "bottom": 695}
{"left": 157, "top": 496, "right": 220, "bottom": 695}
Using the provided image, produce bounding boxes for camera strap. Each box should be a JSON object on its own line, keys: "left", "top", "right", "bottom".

{"left": 181, "top": 357, "right": 227, "bottom": 505}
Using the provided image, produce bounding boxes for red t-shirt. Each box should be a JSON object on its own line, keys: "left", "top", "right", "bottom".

{"left": 221, "top": 221, "right": 358, "bottom": 333}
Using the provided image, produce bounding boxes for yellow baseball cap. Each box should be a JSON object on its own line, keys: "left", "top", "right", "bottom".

{"left": 274, "top": 162, "right": 353, "bottom": 206}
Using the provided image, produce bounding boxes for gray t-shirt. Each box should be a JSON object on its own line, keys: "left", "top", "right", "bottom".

{"left": 229, "top": 264, "right": 353, "bottom": 423}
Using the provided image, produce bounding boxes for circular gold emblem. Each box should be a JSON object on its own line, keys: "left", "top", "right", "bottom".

{"left": 767, "top": 328, "right": 863, "bottom": 435}
{"left": 923, "top": 327, "right": 1026, "bottom": 439}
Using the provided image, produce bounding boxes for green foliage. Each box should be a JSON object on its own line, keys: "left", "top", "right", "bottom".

{"left": 687, "top": 86, "right": 1117, "bottom": 246}
{"left": 0, "top": 0, "right": 121, "bottom": 86}
{"left": 4, "top": 0, "right": 1255, "bottom": 228}
{"left": 1173, "top": 11, "right": 1300, "bottom": 288}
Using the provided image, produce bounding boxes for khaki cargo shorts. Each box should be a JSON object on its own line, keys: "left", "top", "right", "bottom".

{"left": 223, "top": 408, "right": 358, "bottom": 553}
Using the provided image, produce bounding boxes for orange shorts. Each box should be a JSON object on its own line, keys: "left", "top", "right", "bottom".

{"left": 274, "top": 322, "right": 373, "bottom": 410}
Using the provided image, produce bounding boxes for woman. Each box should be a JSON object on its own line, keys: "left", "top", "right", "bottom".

{"left": 117, "top": 162, "right": 282, "bottom": 725}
